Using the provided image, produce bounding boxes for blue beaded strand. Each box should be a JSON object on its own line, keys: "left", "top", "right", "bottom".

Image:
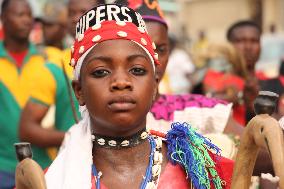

{"left": 92, "top": 135, "right": 157, "bottom": 189}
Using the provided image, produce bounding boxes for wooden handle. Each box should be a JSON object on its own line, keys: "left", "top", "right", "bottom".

{"left": 14, "top": 143, "right": 47, "bottom": 189}
{"left": 232, "top": 91, "right": 284, "bottom": 189}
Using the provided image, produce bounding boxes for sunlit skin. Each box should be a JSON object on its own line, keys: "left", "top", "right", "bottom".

{"left": 230, "top": 26, "right": 261, "bottom": 74}
{"left": 68, "top": 0, "right": 97, "bottom": 38}
{"left": 73, "top": 40, "right": 157, "bottom": 136}
{"left": 72, "top": 40, "right": 170, "bottom": 189}
{"left": 1, "top": 0, "right": 33, "bottom": 52}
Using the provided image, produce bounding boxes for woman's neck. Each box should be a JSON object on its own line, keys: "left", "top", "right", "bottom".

{"left": 91, "top": 119, "right": 148, "bottom": 138}
{"left": 92, "top": 139, "right": 151, "bottom": 188}
{"left": 93, "top": 139, "right": 150, "bottom": 167}
{"left": 92, "top": 136, "right": 168, "bottom": 189}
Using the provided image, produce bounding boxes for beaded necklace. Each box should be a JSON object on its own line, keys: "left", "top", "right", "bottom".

{"left": 92, "top": 129, "right": 149, "bottom": 149}
{"left": 92, "top": 135, "right": 163, "bottom": 189}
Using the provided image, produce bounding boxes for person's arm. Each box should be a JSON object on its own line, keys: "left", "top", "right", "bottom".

{"left": 243, "top": 77, "right": 259, "bottom": 123}
{"left": 223, "top": 112, "right": 244, "bottom": 136}
{"left": 19, "top": 101, "right": 65, "bottom": 147}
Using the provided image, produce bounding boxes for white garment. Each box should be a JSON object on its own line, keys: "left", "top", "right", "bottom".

{"left": 147, "top": 103, "right": 232, "bottom": 135}
{"left": 166, "top": 48, "right": 195, "bottom": 94}
{"left": 278, "top": 116, "right": 284, "bottom": 130}
{"left": 45, "top": 107, "right": 93, "bottom": 189}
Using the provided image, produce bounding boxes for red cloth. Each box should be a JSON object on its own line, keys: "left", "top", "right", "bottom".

{"left": 210, "top": 152, "right": 234, "bottom": 189}
{"left": 0, "top": 28, "right": 3, "bottom": 40}
{"left": 8, "top": 50, "right": 28, "bottom": 68}
{"left": 92, "top": 157, "right": 234, "bottom": 189}
{"left": 203, "top": 70, "right": 244, "bottom": 92}
{"left": 203, "top": 69, "right": 246, "bottom": 126}
{"left": 232, "top": 104, "right": 246, "bottom": 126}
{"left": 256, "top": 71, "right": 268, "bottom": 80}
{"left": 72, "top": 20, "right": 158, "bottom": 68}
{"left": 279, "top": 76, "right": 284, "bottom": 86}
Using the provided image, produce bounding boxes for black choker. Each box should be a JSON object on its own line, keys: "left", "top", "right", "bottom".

{"left": 92, "top": 129, "right": 149, "bottom": 149}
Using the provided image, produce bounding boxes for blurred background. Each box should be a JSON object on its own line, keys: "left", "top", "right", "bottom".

{"left": 1, "top": 1, "right": 284, "bottom": 188}
{"left": 0, "top": 0, "right": 281, "bottom": 76}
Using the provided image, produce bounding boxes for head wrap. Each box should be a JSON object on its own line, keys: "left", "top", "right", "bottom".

{"left": 115, "top": 0, "right": 167, "bottom": 27}
{"left": 70, "top": 4, "right": 159, "bottom": 80}
{"left": 45, "top": 5, "right": 159, "bottom": 189}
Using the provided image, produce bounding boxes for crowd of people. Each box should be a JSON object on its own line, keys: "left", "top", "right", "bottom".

{"left": 0, "top": 0, "right": 284, "bottom": 189}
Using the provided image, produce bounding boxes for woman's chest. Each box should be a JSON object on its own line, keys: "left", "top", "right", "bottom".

{"left": 91, "top": 163, "right": 190, "bottom": 189}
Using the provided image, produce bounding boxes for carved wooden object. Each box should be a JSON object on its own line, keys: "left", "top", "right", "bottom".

{"left": 231, "top": 91, "right": 284, "bottom": 189}
{"left": 15, "top": 143, "right": 47, "bottom": 189}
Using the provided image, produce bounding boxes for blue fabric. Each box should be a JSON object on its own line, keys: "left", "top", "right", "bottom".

{"left": 0, "top": 170, "right": 15, "bottom": 189}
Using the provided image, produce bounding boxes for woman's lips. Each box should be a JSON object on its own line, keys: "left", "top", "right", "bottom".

{"left": 108, "top": 102, "right": 136, "bottom": 111}
{"left": 108, "top": 96, "right": 136, "bottom": 112}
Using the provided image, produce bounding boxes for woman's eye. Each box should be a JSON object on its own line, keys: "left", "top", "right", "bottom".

{"left": 91, "top": 69, "right": 110, "bottom": 78}
{"left": 130, "top": 67, "right": 147, "bottom": 76}
{"left": 156, "top": 45, "right": 168, "bottom": 55}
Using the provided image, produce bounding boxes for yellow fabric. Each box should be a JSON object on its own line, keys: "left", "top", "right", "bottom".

{"left": 30, "top": 47, "right": 73, "bottom": 106}
{"left": 45, "top": 46, "right": 64, "bottom": 67}
{"left": 45, "top": 46, "right": 73, "bottom": 77}
{"left": 30, "top": 64, "right": 57, "bottom": 105}
{"left": 0, "top": 55, "right": 46, "bottom": 108}
{"left": 31, "top": 47, "right": 72, "bottom": 161}
{"left": 193, "top": 39, "right": 209, "bottom": 51}
{"left": 159, "top": 72, "right": 172, "bottom": 94}
{"left": 47, "top": 148, "right": 58, "bottom": 160}
{"left": 62, "top": 48, "right": 73, "bottom": 78}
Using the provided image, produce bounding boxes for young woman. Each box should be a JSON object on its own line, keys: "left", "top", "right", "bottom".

{"left": 45, "top": 4, "right": 233, "bottom": 189}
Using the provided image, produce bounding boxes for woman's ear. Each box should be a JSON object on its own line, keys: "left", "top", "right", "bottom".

{"left": 155, "top": 74, "right": 160, "bottom": 83}
{"left": 72, "top": 80, "right": 85, "bottom": 106}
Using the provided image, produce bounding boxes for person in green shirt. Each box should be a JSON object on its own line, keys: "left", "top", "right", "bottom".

{"left": 0, "top": 0, "right": 46, "bottom": 188}
{"left": 19, "top": 0, "right": 100, "bottom": 170}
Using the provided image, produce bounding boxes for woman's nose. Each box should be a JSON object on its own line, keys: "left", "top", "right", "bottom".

{"left": 110, "top": 73, "right": 133, "bottom": 92}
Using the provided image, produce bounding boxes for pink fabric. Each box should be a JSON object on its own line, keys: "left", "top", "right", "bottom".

{"left": 150, "top": 94, "right": 228, "bottom": 121}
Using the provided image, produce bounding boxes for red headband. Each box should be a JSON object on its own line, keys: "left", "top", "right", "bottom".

{"left": 70, "top": 20, "right": 159, "bottom": 69}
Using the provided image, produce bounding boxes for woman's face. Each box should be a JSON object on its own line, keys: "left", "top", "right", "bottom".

{"left": 146, "top": 21, "right": 169, "bottom": 82}
{"left": 73, "top": 40, "right": 157, "bottom": 136}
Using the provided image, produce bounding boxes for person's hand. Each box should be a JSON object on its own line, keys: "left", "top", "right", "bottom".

{"left": 243, "top": 76, "right": 259, "bottom": 111}
{"left": 260, "top": 174, "right": 279, "bottom": 189}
